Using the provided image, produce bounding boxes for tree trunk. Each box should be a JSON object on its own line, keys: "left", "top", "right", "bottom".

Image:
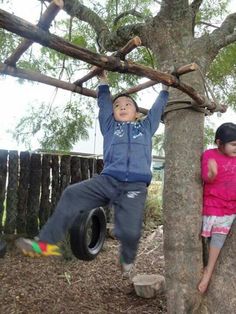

{"left": 163, "top": 105, "right": 204, "bottom": 313}
{"left": 202, "top": 220, "right": 236, "bottom": 313}
{"left": 148, "top": 31, "right": 205, "bottom": 309}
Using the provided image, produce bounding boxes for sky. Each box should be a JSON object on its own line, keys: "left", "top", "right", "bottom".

{"left": 0, "top": 0, "right": 236, "bottom": 155}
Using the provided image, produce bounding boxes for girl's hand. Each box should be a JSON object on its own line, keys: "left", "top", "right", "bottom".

{"left": 207, "top": 159, "right": 217, "bottom": 180}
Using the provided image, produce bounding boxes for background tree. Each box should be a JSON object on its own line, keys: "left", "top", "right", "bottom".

{"left": 0, "top": 0, "right": 236, "bottom": 312}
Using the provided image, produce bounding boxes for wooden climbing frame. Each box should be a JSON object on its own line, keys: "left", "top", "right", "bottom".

{"left": 0, "top": 0, "right": 226, "bottom": 114}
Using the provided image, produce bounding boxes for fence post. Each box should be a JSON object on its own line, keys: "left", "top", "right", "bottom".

{"left": 0, "top": 150, "right": 8, "bottom": 233}
{"left": 17, "top": 151, "right": 30, "bottom": 234}
{"left": 39, "top": 154, "right": 51, "bottom": 229}
{"left": 4, "top": 150, "right": 18, "bottom": 234}
{"left": 26, "top": 153, "right": 42, "bottom": 237}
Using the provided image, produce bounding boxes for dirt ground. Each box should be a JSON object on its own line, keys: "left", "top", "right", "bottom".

{"left": 0, "top": 227, "right": 167, "bottom": 314}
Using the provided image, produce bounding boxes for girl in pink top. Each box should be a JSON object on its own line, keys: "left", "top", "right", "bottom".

{"left": 198, "top": 122, "right": 236, "bottom": 294}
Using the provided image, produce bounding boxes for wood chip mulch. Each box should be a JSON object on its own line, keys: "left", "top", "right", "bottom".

{"left": 0, "top": 227, "right": 167, "bottom": 314}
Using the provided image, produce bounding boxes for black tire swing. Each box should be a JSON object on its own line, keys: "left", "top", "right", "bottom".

{"left": 69, "top": 207, "right": 107, "bottom": 261}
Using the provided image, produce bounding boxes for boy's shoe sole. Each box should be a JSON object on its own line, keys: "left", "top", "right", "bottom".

{"left": 15, "top": 238, "right": 61, "bottom": 257}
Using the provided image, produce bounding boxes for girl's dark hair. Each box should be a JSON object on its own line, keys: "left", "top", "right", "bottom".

{"left": 215, "top": 122, "right": 236, "bottom": 144}
{"left": 112, "top": 93, "right": 139, "bottom": 112}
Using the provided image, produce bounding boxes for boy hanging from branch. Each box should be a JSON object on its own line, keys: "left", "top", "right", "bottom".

{"left": 16, "top": 69, "right": 169, "bottom": 279}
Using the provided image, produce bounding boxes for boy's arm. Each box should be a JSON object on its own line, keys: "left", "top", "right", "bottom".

{"left": 97, "top": 70, "right": 113, "bottom": 135}
{"left": 144, "top": 84, "right": 169, "bottom": 135}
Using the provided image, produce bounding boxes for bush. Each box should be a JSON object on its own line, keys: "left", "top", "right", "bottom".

{"left": 144, "top": 181, "right": 163, "bottom": 231}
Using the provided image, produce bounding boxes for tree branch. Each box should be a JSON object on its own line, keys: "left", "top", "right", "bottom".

{"left": 4, "top": 0, "right": 63, "bottom": 66}
{"left": 190, "top": 0, "right": 203, "bottom": 16}
{"left": 160, "top": 0, "right": 189, "bottom": 18}
{"left": 45, "top": 0, "right": 147, "bottom": 51}
{"left": 0, "top": 62, "right": 97, "bottom": 98}
{"left": 0, "top": 8, "right": 226, "bottom": 112}
{"left": 210, "top": 13, "right": 236, "bottom": 52}
{"left": 113, "top": 9, "right": 145, "bottom": 26}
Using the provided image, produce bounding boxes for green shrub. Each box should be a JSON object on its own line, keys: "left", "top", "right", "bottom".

{"left": 143, "top": 181, "right": 163, "bottom": 231}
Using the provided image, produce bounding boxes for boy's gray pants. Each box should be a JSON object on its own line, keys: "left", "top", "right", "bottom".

{"left": 39, "top": 174, "right": 147, "bottom": 264}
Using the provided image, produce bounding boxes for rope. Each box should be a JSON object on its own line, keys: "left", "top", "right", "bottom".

{"left": 197, "top": 66, "right": 219, "bottom": 106}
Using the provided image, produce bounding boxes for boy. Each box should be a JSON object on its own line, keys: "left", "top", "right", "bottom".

{"left": 16, "top": 70, "right": 169, "bottom": 278}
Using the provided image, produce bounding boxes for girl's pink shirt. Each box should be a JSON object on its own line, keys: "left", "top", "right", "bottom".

{"left": 201, "top": 148, "right": 236, "bottom": 216}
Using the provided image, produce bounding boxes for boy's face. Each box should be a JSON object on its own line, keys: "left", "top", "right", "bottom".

{"left": 113, "top": 96, "right": 138, "bottom": 122}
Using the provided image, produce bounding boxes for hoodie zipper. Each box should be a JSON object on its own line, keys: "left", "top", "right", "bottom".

{"left": 126, "top": 123, "right": 131, "bottom": 181}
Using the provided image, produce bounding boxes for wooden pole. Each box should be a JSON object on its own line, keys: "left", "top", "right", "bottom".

{"left": 4, "top": 0, "right": 64, "bottom": 66}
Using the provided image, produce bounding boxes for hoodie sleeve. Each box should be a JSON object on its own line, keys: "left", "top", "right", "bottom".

{"left": 143, "top": 90, "right": 169, "bottom": 135}
{"left": 97, "top": 84, "right": 114, "bottom": 135}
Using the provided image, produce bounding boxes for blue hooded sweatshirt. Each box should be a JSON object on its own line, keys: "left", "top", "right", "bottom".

{"left": 97, "top": 84, "right": 169, "bottom": 185}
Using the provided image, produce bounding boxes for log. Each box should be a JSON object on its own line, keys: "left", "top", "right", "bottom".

{"left": 17, "top": 151, "right": 30, "bottom": 234}
{"left": 70, "top": 156, "right": 82, "bottom": 184}
{"left": 51, "top": 155, "right": 60, "bottom": 213}
{"left": 0, "top": 9, "right": 227, "bottom": 112}
{"left": 113, "top": 36, "right": 142, "bottom": 60}
{"left": 60, "top": 155, "right": 71, "bottom": 194}
{"left": 80, "top": 158, "right": 89, "bottom": 180}
{"left": 5, "top": 150, "right": 18, "bottom": 234}
{"left": 74, "top": 36, "right": 142, "bottom": 85}
{"left": 4, "top": 0, "right": 64, "bottom": 66}
{"left": 0, "top": 62, "right": 97, "bottom": 98}
{"left": 0, "top": 9, "right": 207, "bottom": 105}
{"left": 132, "top": 274, "right": 165, "bottom": 298}
{"left": 39, "top": 154, "right": 51, "bottom": 228}
{"left": 0, "top": 150, "right": 8, "bottom": 233}
{"left": 26, "top": 153, "right": 42, "bottom": 237}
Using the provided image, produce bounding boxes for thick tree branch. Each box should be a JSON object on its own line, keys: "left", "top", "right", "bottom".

{"left": 160, "top": 0, "right": 189, "bottom": 18}
{"left": 209, "top": 13, "right": 236, "bottom": 52}
{"left": 190, "top": 0, "right": 203, "bottom": 16}
{"left": 113, "top": 10, "right": 145, "bottom": 26}
{"left": 45, "top": 0, "right": 148, "bottom": 51}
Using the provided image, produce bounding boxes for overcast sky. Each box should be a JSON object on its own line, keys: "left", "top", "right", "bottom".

{"left": 0, "top": 0, "right": 235, "bottom": 154}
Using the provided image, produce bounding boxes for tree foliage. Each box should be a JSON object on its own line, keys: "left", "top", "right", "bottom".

{"left": 1, "top": 0, "right": 234, "bottom": 150}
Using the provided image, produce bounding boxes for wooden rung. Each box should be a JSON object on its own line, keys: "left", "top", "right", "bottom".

{"left": 4, "top": 0, "right": 64, "bottom": 66}
{"left": 124, "top": 80, "right": 157, "bottom": 94}
{"left": 74, "top": 67, "right": 103, "bottom": 86}
{"left": 114, "top": 36, "right": 142, "bottom": 60}
{"left": 74, "top": 36, "right": 142, "bottom": 86}
{"left": 175, "top": 63, "right": 199, "bottom": 76}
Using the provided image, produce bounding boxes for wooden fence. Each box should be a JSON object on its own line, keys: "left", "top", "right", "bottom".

{"left": 0, "top": 149, "right": 104, "bottom": 238}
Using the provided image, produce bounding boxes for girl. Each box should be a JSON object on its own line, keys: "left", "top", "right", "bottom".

{"left": 198, "top": 122, "right": 236, "bottom": 294}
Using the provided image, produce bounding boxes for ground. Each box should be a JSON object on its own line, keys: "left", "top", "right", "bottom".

{"left": 0, "top": 227, "right": 166, "bottom": 314}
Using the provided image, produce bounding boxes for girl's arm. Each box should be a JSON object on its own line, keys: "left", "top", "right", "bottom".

{"left": 201, "top": 152, "right": 218, "bottom": 182}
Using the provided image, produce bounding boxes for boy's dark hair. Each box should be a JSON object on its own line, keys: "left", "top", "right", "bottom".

{"left": 112, "top": 93, "right": 139, "bottom": 112}
{"left": 215, "top": 122, "right": 236, "bottom": 144}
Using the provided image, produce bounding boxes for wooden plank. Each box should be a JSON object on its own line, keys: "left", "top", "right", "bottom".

{"left": 39, "top": 154, "right": 51, "bottom": 228}
{"left": 51, "top": 155, "right": 60, "bottom": 213}
{"left": 60, "top": 155, "right": 71, "bottom": 193}
{"left": 26, "top": 153, "right": 42, "bottom": 237}
{"left": 0, "top": 150, "right": 8, "bottom": 233}
{"left": 16, "top": 151, "right": 30, "bottom": 234}
{"left": 71, "top": 156, "right": 82, "bottom": 184}
{"left": 5, "top": 150, "right": 18, "bottom": 234}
